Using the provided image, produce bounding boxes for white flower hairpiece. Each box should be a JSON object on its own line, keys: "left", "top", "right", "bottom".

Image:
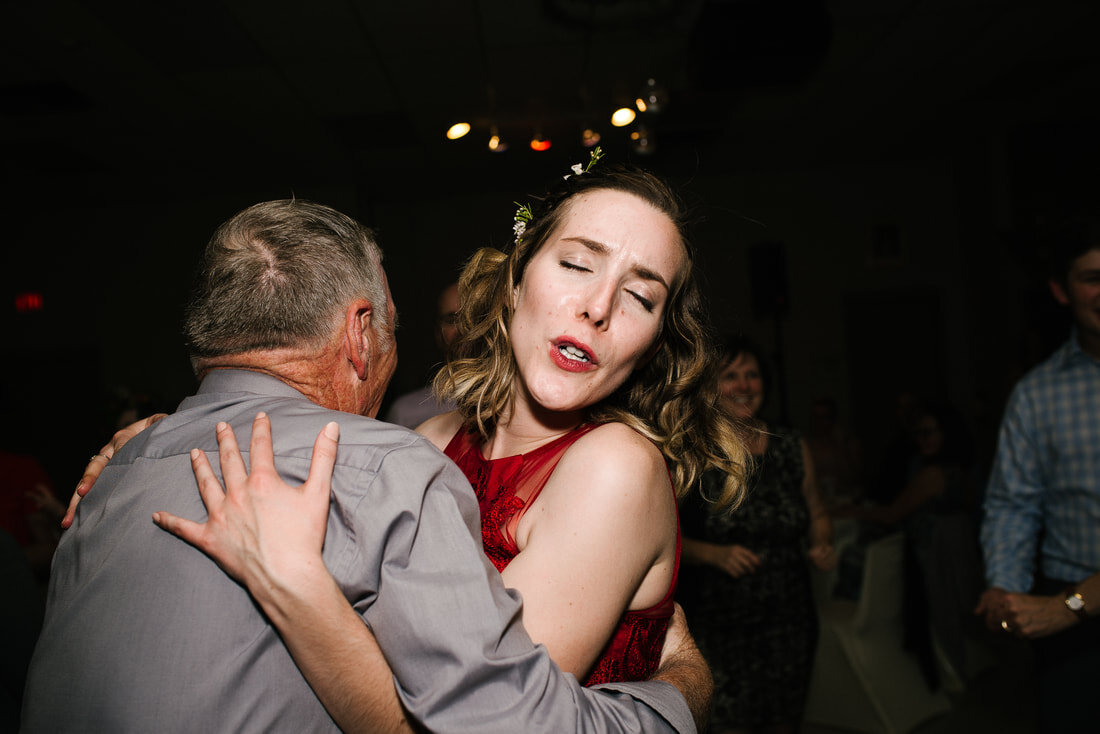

{"left": 513, "top": 146, "right": 605, "bottom": 245}
{"left": 563, "top": 146, "right": 604, "bottom": 180}
{"left": 513, "top": 202, "right": 533, "bottom": 244}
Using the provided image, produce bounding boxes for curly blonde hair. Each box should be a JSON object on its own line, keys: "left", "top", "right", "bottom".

{"left": 434, "top": 164, "right": 749, "bottom": 511}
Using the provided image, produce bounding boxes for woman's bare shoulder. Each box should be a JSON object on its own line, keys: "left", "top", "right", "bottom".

{"left": 563, "top": 422, "right": 668, "bottom": 493}
{"left": 414, "top": 410, "right": 465, "bottom": 451}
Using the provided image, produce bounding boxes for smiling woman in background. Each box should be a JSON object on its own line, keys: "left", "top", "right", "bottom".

{"left": 679, "top": 335, "right": 834, "bottom": 734}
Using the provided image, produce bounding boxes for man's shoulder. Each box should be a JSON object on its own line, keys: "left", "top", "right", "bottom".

{"left": 1011, "top": 338, "right": 1100, "bottom": 399}
{"left": 264, "top": 400, "right": 449, "bottom": 471}
{"left": 383, "top": 385, "right": 455, "bottom": 429}
{"left": 1023, "top": 342, "right": 1070, "bottom": 379}
{"left": 134, "top": 390, "right": 446, "bottom": 476}
{"left": 388, "top": 386, "right": 434, "bottom": 410}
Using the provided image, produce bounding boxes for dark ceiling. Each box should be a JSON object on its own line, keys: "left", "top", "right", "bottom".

{"left": 4, "top": 0, "right": 1099, "bottom": 210}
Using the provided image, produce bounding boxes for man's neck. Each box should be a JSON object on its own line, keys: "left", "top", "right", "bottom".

{"left": 196, "top": 345, "right": 342, "bottom": 407}
{"left": 1076, "top": 329, "right": 1100, "bottom": 363}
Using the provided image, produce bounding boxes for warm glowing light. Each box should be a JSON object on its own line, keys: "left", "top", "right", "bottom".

{"left": 529, "top": 136, "right": 552, "bottom": 151}
{"left": 446, "top": 122, "right": 471, "bottom": 140}
{"left": 638, "top": 78, "right": 668, "bottom": 114}
{"left": 631, "top": 124, "right": 654, "bottom": 154}
{"left": 582, "top": 128, "right": 601, "bottom": 147}
{"left": 611, "top": 107, "right": 636, "bottom": 127}
{"left": 488, "top": 134, "right": 508, "bottom": 152}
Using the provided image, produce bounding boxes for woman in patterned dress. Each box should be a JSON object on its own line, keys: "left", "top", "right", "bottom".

{"left": 680, "top": 336, "right": 834, "bottom": 733}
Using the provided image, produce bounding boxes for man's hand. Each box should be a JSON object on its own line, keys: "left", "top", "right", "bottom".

{"left": 974, "top": 586, "right": 1010, "bottom": 632}
{"left": 1000, "top": 592, "right": 1079, "bottom": 639}
{"left": 654, "top": 603, "right": 712, "bottom": 733}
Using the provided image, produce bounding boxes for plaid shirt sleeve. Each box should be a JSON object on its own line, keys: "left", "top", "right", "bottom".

{"left": 982, "top": 380, "right": 1046, "bottom": 592}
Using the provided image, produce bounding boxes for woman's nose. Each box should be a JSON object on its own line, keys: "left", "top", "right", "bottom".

{"left": 580, "top": 282, "right": 616, "bottom": 328}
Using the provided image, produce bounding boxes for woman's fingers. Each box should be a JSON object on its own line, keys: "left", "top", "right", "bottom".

{"left": 153, "top": 414, "right": 342, "bottom": 593}
{"left": 722, "top": 545, "right": 762, "bottom": 577}
{"left": 736, "top": 547, "right": 761, "bottom": 568}
{"left": 189, "top": 448, "right": 226, "bottom": 514}
{"left": 215, "top": 420, "right": 249, "bottom": 489}
{"left": 61, "top": 490, "right": 83, "bottom": 530}
{"left": 63, "top": 414, "right": 169, "bottom": 530}
{"left": 63, "top": 452, "right": 113, "bottom": 529}
{"left": 152, "top": 510, "right": 207, "bottom": 550}
{"left": 247, "top": 413, "right": 277, "bottom": 479}
{"left": 305, "top": 422, "right": 340, "bottom": 497}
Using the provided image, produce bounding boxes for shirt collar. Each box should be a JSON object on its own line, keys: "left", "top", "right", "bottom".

{"left": 195, "top": 368, "right": 309, "bottom": 400}
{"left": 1058, "top": 329, "right": 1100, "bottom": 370}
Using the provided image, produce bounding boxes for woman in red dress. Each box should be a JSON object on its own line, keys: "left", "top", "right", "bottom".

{"left": 414, "top": 161, "right": 748, "bottom": 683}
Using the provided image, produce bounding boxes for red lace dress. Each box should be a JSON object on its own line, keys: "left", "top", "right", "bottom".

{"left": 444, "top": 423, "right": 680, "bottom": 686}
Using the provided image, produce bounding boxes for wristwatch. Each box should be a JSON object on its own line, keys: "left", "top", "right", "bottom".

{"left": 1064, "top": 588, "right": 1088, "bottom": 621}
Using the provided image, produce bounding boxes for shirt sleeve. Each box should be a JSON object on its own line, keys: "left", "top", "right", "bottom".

{"left": 981, "top": 382, "right": 1045, "bottom": 592}
{"left": 355, "top": 445, "right": 695, "bottom": 734}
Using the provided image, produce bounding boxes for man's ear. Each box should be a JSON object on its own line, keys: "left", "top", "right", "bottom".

{"left": 343, "top": 299, "right": 374, "bottom": 380}
{"left": 1049, "top": 278, "right": 1071, "bottom": 307}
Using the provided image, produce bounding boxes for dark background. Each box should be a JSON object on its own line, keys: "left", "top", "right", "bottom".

{"left": 3, "top": 0, "right": 1098, "bottom": 492}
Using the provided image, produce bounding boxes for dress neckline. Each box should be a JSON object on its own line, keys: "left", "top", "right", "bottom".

{"left": 474, "top": 423, "right": 595, "bottom": 464}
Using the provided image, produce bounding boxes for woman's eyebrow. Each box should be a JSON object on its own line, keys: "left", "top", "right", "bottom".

{"left": 561, "top": 236, "right": 670, "bottom": 290}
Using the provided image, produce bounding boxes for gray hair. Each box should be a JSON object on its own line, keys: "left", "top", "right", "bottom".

{"left": 184, "top": 199, "right": 390, "bottom": 361}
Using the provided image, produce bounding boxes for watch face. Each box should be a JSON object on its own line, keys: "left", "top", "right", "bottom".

{"left": 1066, "top": 594, "right": 1085, "bottom": 611}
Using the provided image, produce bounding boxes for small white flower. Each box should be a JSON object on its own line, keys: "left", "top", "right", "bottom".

{"left": 513, "top": 221, "right": 526, "bottom": 239}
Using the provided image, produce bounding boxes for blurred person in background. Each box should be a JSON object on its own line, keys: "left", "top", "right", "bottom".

{"left": 680, "top": 335, "right": 834, "bottom": 734}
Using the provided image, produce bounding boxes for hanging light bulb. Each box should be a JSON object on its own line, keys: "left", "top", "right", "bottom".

{"left": 581, "top": 128, "right": 601, "bottom": 147}
{"left": 446, "top": 122, "right": 471, "bottom": 140}
{"left": 530, "top": 131, "right": 551, "bottom": 151}
{"left": 611, "top": 107, "right": 636, "bottom": 127}
{"left": 630, "top": 123, "right": 655, "bottom": 155}
{"left": 637, "top": 78, "right": 668, "bottom": 114}
{"left": 488, "top": 124, "right": 508, "bottom": 152}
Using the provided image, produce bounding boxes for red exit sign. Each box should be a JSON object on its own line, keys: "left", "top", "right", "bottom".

{"left": 15, "top": 292, "right": 44, "bottom": 312}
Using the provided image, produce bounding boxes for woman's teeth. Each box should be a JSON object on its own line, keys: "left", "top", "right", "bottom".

{"left": 559, "top": 344, "right": 590, "bottom": 362}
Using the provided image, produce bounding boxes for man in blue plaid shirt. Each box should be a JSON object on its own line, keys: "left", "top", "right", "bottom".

{"left": 976, "top": 217, "right": 1100, "bottom": 731}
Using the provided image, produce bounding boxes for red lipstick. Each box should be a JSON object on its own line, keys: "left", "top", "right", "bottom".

{"left": 549, "top": 337, "right": 597, "bottom": 372}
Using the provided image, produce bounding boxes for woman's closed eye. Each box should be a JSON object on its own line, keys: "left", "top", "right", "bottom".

{"left": 560, "top": 260, "right": 590, "bottom": 272}
{"left": 627, "top": 289, "right": 655, "bottom": 312}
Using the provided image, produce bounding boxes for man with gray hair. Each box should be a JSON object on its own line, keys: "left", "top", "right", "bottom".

{"left": 21, "top": 200, "right": 709, "bottom": 733}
